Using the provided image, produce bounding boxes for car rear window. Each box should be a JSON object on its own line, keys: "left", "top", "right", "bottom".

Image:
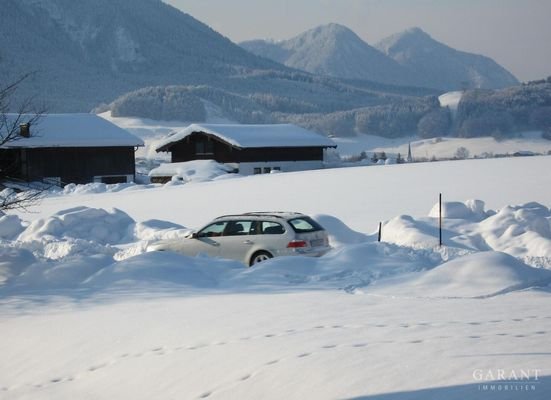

{"left": 287, "top": 217, "right": 324, "bottom": 233}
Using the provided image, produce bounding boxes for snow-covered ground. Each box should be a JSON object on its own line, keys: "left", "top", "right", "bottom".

{"left": 1, "top": 155, "right": 550, "bottom": 399}
{"left": 334, "top": 132, "right": 551, "bottom": 160}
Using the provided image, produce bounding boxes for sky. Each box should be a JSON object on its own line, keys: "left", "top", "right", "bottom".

{"left": 165, "top": 0, "right": 551, "bottom": 82}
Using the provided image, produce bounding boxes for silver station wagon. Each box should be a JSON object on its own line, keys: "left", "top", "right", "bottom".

{"left": 148, "top": 212, "right": 331, "bottom": 266}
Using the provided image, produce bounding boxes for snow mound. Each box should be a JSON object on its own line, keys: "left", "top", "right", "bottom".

{"left": 428, "top": 199, "right": 487, "bottom": 220}
{"left": 133, "top": 219, "right": 190, "bottom": 241}
{"left": 84, "top": 251, "right": 242, "bottom": 289}
{"left": 312, "top": 214, "right": 371, "bottom": 245}
{"left": 0, "top": 214, "right": 25, "bottom": 240}
{"left": 149, "top": 160, "right": 237, "bottom": 183}
{"left": 370, "top": 252, "right": 551, "bottom": 298}
{"left": 18, "top": 206, "right": 134, "bottom": 245}
{"left": 477, "top": 202, "right": 551, "bottom": 259}
{"left": 381, "top": 215, "right": 441, "bottom": 249}
{"left": 228, "top": 242, "right": 441, "bottom": 292}
{"left": 13, "top": 255, "right": 114, "bottom": 290}
{"left": 60, "top": 182, "right": 151, "bottom": 195}
{"left": 0, "top": 246, "right": 36, "bottom": 285}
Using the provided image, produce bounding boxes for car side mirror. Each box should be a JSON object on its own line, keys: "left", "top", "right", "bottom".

{"left": 191, "top": 232, "right": 198, "bottom": 239}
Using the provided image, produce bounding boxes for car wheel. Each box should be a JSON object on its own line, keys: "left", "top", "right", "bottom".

{"left": 250, "top": 251, "right": 273, "bottom": 266}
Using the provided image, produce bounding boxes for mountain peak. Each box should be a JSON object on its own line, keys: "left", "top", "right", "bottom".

{"left": 241, "top": 23, "right": 415, "bottom": 86}
{"left": 292, "top": 23, "right": 361, "bottom": 44}
{"left": 376, "top": 28, "right": 518, "bottom": 89}
{"left": 312, "top": 23, "right": 354, "bottom": 34}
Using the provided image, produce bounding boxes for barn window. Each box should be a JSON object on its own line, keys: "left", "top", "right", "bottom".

{"left": 264, "top": 167, "right": 271, "bottom": 174}
{"left": 195, "top": 139, "right": 214, "bottom": 155}
{"left": 253, "top": 168, "right": 261, "bottom": 174}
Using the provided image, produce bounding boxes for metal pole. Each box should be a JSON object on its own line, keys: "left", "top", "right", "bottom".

{"left": 439, "top": 193, "right": 443, "bottom": 247}
{"left": 378, "top": 222, "right": 382, "bottom": 242}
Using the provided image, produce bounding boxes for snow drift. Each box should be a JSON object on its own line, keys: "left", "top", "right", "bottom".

{"left": 0, "top": 199, "right": 550, "bottom": 298}
{"left": 369, "top": 251, "right": 551, "bottom": 298}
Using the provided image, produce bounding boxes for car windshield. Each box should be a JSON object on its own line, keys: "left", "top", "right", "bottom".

{"left": 287, "top": 217, "right": 323, "bottom": 233}
{"left": 197, "top": 221, "right": 227, "bottom": 237}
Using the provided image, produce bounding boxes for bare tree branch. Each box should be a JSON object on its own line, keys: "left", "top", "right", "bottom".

{"left": 1, "top": 72, "right": 47, "bottom": 212}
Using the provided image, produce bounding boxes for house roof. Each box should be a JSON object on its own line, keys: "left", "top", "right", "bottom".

{"left": 156, "top": 123, "right": 336, "bottom": 152}
{"left": 1, "top": 114, "right": 144, "bottom": 148}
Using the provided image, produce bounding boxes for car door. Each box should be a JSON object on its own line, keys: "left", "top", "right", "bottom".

{"left": 216, "top": 220, "right": 256, "bottom": 263}
{"left": 185, "top": 221, "right": 228, "bottom": 258}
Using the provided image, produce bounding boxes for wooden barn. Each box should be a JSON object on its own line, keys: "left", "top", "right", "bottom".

{"left": 0, "top": 114, "right": 144, "bottom": 186}
{"left": 155, "top": 123, "right": 337, "bottom": 177}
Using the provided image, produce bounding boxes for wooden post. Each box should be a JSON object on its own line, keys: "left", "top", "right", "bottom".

{"left": 378, "top": 222, "right": 382, "bottom": 242}
{"left": 439, "top": 193, "right": 443, "bottom": 247}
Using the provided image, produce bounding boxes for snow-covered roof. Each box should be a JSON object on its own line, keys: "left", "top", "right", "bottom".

{"left": 156, "top": 123, "right": 336, "bottom": 151}
{"left": 1, "top": 114, "right": 144, "bottom": 148}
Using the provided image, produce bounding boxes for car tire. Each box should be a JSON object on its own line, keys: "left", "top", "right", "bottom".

{"left": 249, "top": 251, "right": 273, "bottom": 266}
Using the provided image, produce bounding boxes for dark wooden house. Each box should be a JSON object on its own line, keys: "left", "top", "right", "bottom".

{"left": 154, "top": 124, "right": 336, "bottom": 178}
{"left": 0, "top": 114, "right": 144, "bottom": 186}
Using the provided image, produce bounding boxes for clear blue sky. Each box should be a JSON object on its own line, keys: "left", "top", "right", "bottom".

{"left": 165, "top": 0, "right": 551, "bottom": 82}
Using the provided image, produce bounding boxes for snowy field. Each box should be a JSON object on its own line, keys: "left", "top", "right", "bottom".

{"left": 1, "top": 156, "right": 551, "bottom": 399}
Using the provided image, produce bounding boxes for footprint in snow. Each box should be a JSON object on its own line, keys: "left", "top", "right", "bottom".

{"left": 199, "top": 391, "right": 212, "bottom": 398}
{"left": 266, "top": 359, "right": 280, "bottom": 365}
{"left": 88, "top": 363, "right": 107, "bottom": 372}
{"left": 322, "top": 344, "right": 338, "bottom": 349}
{"left": 297, "top": 353, "right": 311, "bottom": 358}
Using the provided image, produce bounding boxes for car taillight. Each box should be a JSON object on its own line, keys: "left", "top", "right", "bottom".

{"left": 287, "top": 240, "right": 308, "bottom": 248}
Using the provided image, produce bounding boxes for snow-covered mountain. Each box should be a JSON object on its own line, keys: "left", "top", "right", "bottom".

{"left": 242, "top": 25, "right": 519, "bottom": 91}
{"left": 0, "top": 0, "right": 284, "bottom": 111}
{"left": 376, "top": 27, "right": 519, "bottom": 90}
{"left": 1, "top": 1, "right": 438, "bottom": 116}
{"left": 241, "top": 23, "right": 416, "bottom": 87}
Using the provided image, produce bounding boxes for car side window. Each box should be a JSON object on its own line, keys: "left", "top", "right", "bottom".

{"left": 197, "top": 221, "right": 227, "bottom": 238}
{"left": 261, "top": 221, "right": 285, "bottom": 235}
{"left": 223, "top": 220, "right": 253, "bottom": 236}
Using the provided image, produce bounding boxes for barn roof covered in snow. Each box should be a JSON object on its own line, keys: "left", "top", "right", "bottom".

{"left": 156, "top": 123, "right": 336, "bottom": 152}
{"left": 1, "top": 114, "right": 144, "bottom": 148}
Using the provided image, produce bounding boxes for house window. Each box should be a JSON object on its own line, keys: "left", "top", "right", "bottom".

{"left": 195, "top": 140, "right": 214, "bottom": 155}
{"left": 273, "top": 167, "right": 281, "bottom": 171}
{"left": 264, "top": 167, "right": 271, "bottom": 174}
{"left": 253, "top": 168, "right": 262, "bottom": 174}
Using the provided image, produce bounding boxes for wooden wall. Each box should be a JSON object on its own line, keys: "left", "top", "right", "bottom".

{"left": 4, "top": 147, "right": 136, "bottom": 185}
{"left": 168, "top": 133, "right": 324, "bottom": 163}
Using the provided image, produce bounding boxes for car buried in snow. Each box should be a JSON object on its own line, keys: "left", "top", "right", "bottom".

{"left": 147, "top": 212, "right": 331, "bottom": 266}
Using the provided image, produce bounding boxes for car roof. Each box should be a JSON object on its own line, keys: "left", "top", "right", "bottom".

{"left": 214, "top": 212, "right": 307, "bottom": 221}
